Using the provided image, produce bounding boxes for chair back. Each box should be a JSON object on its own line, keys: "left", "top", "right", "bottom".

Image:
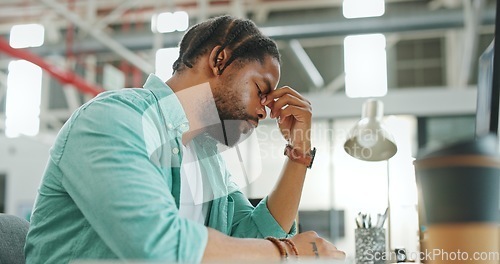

{"left": 0, "top": 214, "right": 30, "bottom": 264}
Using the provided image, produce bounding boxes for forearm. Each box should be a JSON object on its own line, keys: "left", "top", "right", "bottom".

{"left": 267, "top": 158, "right": 307, "bottom": 232}
{"left": 261, "top": 85, "right": 312, "bottom": 235}
{"left": 202, "top": 228, "right": 346, "bottom": 261}
{"left": 202, "top": 228, "right": 281, "bottom": 261}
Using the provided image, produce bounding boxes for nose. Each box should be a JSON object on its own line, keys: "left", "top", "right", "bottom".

{"left": 256, "top": 105, "right": 267, "bottom": 120}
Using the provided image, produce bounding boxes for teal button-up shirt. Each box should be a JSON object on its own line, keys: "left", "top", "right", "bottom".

{"left": 25, "top": 74, "right": 296, "bottom": 263}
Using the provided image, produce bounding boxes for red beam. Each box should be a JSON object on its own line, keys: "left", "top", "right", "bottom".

{"left": 0, "top": 37, "right": 105, "bottom": 97}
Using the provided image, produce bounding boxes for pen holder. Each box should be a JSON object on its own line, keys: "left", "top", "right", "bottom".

{"left": 355, "top": 228, "right": 386, "bottom": 264}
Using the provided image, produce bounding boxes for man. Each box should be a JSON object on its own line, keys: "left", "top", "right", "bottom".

{"left": 25, "top": 15, "right": 345, "bottom": 262}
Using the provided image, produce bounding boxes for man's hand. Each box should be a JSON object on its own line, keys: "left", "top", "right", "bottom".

{"left": 262, "top": 86, "right": 312, "bottom": 153}
{"left": 202, "top": 228, "right": 345, "bottom": 262}
{"left": 289, "top": 231, "right": 346, "bottom": 260}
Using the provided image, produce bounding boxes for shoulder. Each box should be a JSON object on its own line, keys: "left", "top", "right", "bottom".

{"left": 82, "top": 88, "right": 156, "bottom": 112}
{"left": 49, "top": 88, "right": 162, "bottom": 163}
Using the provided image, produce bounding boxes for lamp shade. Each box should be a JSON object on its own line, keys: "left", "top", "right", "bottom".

{"left": 344, "top": 99, "right": 397, "bottom": 161}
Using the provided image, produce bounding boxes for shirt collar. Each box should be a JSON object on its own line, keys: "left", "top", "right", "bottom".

{"left": 143, "top": 74, "right": 189, "bottom": 133}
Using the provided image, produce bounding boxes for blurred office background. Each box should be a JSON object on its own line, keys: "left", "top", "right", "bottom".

{"left": 0, "top": 0, "right": 495, "bottom": 259}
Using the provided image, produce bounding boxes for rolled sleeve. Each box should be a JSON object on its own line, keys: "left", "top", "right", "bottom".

{"left": 251, "top": 196, "right": 297, "bottom": 238}
{"left": 229, "top": 187, "right": 297, "bottom": 238}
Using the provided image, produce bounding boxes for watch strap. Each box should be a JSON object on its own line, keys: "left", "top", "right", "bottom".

{"left": 283, "top": 144, "right": 316, "bottom": 169}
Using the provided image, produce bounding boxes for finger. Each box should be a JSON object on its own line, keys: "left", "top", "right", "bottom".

{"left": 323, "top": 239, "right": 338, "bottom": 250}
{"left": 317, "top": 243, "right": 345, "bottom": 259}
{"left": 306, "top": 231, "right": 319, "bottom": 237}
{"left": 262, "top": 86, "right": 310, "bottom": 105}
{"left": 277, "top": 105, "right": 311, "bottom": 124}
{"left": 265, "top": 86, "right": 307, "bottom": 104}
{"left": 265, "top": 100, "right": 278, "bottom": 120}
{"left": 330, "top": 250, "right": 346, "bottom": 260}
{"left": 269, "top": 94, "right": 311, "bottom": 119}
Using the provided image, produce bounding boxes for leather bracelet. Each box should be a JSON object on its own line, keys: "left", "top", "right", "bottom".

{"left": 279, "top": 238, "right": 299, "bottom": 259}
{"left": 265, "top": 236, "right": 288, "bottom": 261}
{"left": 283, "top": 144, "right": 316, "bottom": 169}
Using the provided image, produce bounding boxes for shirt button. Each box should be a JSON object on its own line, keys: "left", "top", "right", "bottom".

{"left": 167, "top": 124, "right": 173, "bottom": 129}
{"left": 172, "top": 148, "right": 179, "bottom": 154}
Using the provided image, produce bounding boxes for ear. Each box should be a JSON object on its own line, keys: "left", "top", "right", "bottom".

{"left": 208, "top": 45, "right": 230, "bottom": 76}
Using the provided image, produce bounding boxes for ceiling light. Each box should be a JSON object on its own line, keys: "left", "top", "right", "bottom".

{"left": 152, "top": 11, "right": 189, "bottom": 33}
{"left": 9, "top": 24, "right": 45, "bottom": 49}
{"left": 343, "top": 0, "right": 385, "bottom": 19}
{"left": 344, "top": 34, "right": 388, "bottom": 98}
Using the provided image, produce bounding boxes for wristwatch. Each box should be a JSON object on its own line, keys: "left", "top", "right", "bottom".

{"left": 283, "top": 144, "right": 316, "bottom": 169}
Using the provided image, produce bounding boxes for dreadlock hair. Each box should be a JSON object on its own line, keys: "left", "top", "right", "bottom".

{"left": 172, "top": 15, "right": 280, "bottom": 74}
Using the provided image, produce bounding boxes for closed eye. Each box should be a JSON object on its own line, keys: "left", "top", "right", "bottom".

{"left": 256, "top": 83, "right": 263, "bottom": 97}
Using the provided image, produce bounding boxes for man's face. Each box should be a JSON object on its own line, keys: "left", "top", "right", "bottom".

{"left": 206, "top": 56, "right": 280, "bottom": 147}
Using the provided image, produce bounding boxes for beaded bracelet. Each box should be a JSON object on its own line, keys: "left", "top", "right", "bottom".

{"left": 279, "top": 238, "right": 299, "bottom": 259}
{"left": 265, "top": 236, "right": 288, "bottom": 261}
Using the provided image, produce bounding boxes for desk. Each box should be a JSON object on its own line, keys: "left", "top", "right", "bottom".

{"left": 72, "top": 258, "right": 348, "bottom": 264}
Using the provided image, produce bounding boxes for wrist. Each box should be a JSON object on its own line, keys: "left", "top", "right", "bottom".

{"left": 265, "top": 237, "right": 288, "bottom": 261}
{"left": 288, "top": 141, "right": 311, "bottom": 154}
{"left": 280, "top": 238, "right": 299, "bottom": 259}
{"left": 284, "top": 144, "right": 316, "bottom": 169}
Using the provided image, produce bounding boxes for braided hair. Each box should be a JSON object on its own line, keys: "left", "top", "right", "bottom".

{"left": 172, "top": 15, "right": 280, "bottom": 74}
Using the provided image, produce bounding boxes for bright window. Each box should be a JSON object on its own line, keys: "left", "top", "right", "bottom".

{"left": 155, "top": 47, "right": 180, "bottom": 81}
{"left": 5, "top": 60, "right": 43, "bottom": 137}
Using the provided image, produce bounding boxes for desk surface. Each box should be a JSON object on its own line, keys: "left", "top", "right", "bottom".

{"left": 71, "top": 258, "right": 417, "bottom": 264}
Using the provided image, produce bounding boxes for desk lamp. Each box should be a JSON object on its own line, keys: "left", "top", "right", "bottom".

{"left": 344, "top": 99, "right": 397, "bottom": 161}
{"left": 344, "top": 98, "right": 398, "bottom": 256}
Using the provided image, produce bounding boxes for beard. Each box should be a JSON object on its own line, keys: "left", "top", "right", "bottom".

{"left": 205, "top": 120, "right": 249, "bottom": 147}
{"left": 204, "top": 78, "right": 258, "bottom": 147}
